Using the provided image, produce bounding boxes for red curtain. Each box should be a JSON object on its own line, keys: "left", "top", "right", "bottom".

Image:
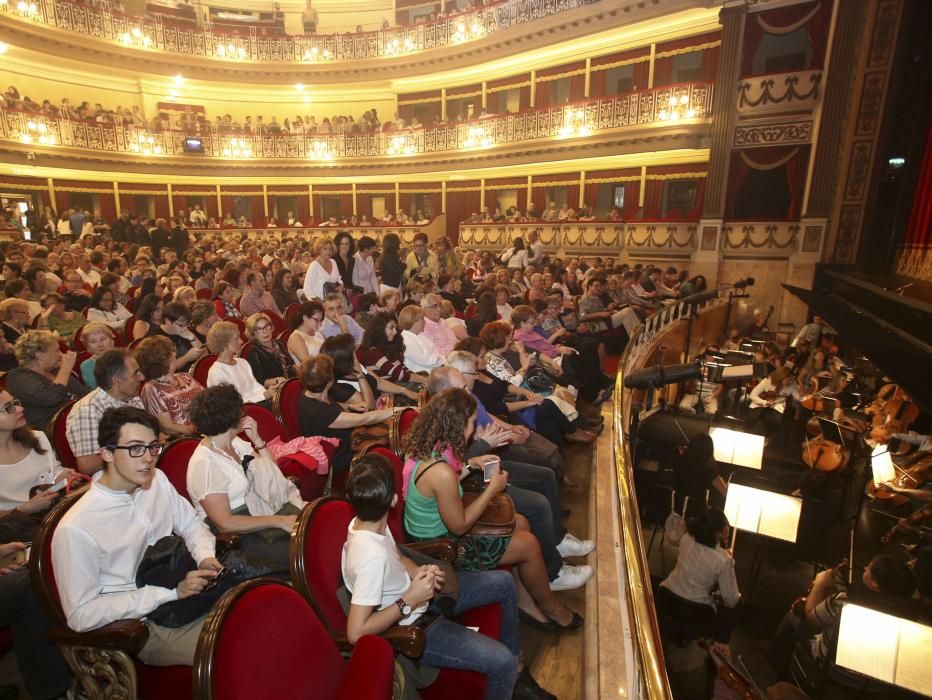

{"left": 570, "top": 73, "right": 586, "bottom": 101}
{"left": 741, "top": 2, "right": 827, "bottom": 76}
{"left": 702, "top": 44, "right": 720, "bottom": 82}
{"left": 357, "top": 193, "right": 371, "bottom": 218}
{"left": 535, "top": 80, "right": 550, "bottom": 108}
{"left": 653, "top": 58, "right": 674, "bottom": 87}
{"left": 444, "top": 189, "right": 481, "bottom": 241}
{"left": 55, "top": 190, "right": 70, "bottom": 213}
{"left": 589, "top": 70, "right": 607, "bottom": 98}
{"left": 623, "top": 182, "right": 641, "bottom": 219}
{"left": 584, "top": 183, "right": 599, "bottom": 210}
{"left": 643, "top": 180, "right": 664, "bottom": 218}
{"left": 98, "top": 192, "right": 116, "bottom": 223}
{"left": 688, "top": 178, "right": 706, "bottom": 219}
{"left": 484, "top": 189, "right": 499, "bottom": 213}
{"left": 296, "top": 193, "right": 310, "bottom": 223}
{"left": 153, "top": 194, "right": 170, "bottom": 221}
{"left": 565, "top": 184, "right": 580, "bottom": 210}
{"left": 633, "top": 62, "right": 650, "bottom": 91}
{"left": 531, "top": 187, "right": 548, "bottom": 215}
{"left": 221, "top": 196, "right": 234, "bottom": 221}
{"left": 173, "top": 194, "right": 188, "bottom": 217}
{"left": 906, "top": 122, "right": 932, "bottom": 252}
{"left": 519, "top": 86, "right": 531, "bottom": 111}
{"left": 516, "top": 187, "right": 527, "bottom": 212}
{"left": 725, "top": 154, "right": 751, "bottom": 219}
{"left": 785, "top": 147, "right": 810, "bottom": 219}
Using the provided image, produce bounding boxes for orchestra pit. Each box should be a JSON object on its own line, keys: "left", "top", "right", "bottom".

{"left": 0, "top": 0, "right": 931, "bottom": 697}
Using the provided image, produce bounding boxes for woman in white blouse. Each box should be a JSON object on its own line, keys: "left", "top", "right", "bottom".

{"left": 286, "top": 300, "right": 325, "bottom": 364}
{"left": 186, "top": 384, "right": 304, "bottom": 569}
{"left": 659, "top": 507, "right": 740, "bottom": 641}
{"left": 301, "top": 237, "right": 342, "bottom": 301}
{"left": 0, "top": 389, "right": 75, "bottom": 537}
{"left": 85, "top": 287, "right": 132, "bottom": 329}
{"left": 206, "top": 322, "right": 283, "bottom": 406}
{"left": 397, "top": 305, "right": 443, "bottom": 374}
{"left": 501, "top": 237, "right": 528, "bottom": 269}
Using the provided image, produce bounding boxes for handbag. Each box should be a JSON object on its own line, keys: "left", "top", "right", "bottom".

{"left": 664, "top": 492, "right": 689, "bottom": 547}
{"left": 461, "top": 491, "right": 516, "bottom": 536}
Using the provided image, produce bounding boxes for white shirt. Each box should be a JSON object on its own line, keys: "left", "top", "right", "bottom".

{"left": 288, "top": 329, "right": 324, "bottom": 364}
{"left": 496, "top": 304, "right": 513, "bottom": 323}
{"left": 342, "top": 517, "right": 426, "bottom": 626}
{"left": 57, "top": 220, "right": 71, "bottom": 237}
{"left": 186, "top": 439, "right": 253, "bottom": 522}
{"left": 506, "top": 249, "right": 528, "bottom": 269}
{"left": 660, "top": 533, "right": 740, "bottom": 608}
{"left": 52, "top": 470, "right": 216, "bottom": 632}
{"left": 206, "top": 358, "right": 266, "bottom": 404}
{"left": 527, "top": 240, "right": 543, "bottom": 267}
{"left": 401, "top": 330, "right": 443, "bottom": 373}
{"left": 86, "top": 304, "right": 132, "bottom": 328}
{"left": 301, "top": 259, "right": 341, "bottom": 301}
{"left": 77, "top": 268, "right": 102, "bottom": 287}
{"left": 0, "top": 431, "right": 64, "bottom": 511}
{"left": 749, "top": 377, "right": 799, "bottom": 413}
{"left": 352, "top": 252, "right": 379, "bottom": 295}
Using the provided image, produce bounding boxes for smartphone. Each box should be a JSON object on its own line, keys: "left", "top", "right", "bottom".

{"left": 201, "top": 567, "right": 229, "bottom": 592}
{"left": 0, "top": 545, "right": 30, "bottom": 569}
{"left": 47, "top": 479, "right": 68, "bottom": 493}
{"left": 481, "top": 456, "right": 501, "bottom": 483}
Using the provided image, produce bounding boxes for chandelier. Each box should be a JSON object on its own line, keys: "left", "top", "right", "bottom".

{"left": 384, "top": 36, "right": 415, "bottom": 56}
{"left": 309, "top": 140, "right": 334, "bottom": 161}
{"left": 129, "top": 132, "right": 163, "bottom": 155}
{"left": 658, "top": 95, "right": 696, "bottom": 121}
{"left": 222, "top": 137, "right": 253, "bottom": 158}
{"left": 557, "top": 109, "right": 591, "bottom": 138}
{"left": 119, "top": 26, "right": 153, "bottom": 48}
{"left": 6, "top": 0, "right": 39, "bottom": 16}
{"left": 386, "top": 134, "right": 416, "bottom": 156}
{"left": 302, "top": 46, "right": 333, "bottom": 61}
{"left": 215, "top": 42, "right": 248, "bottom": 59}
{"left": 462, "top": 124, "right": 492, "bottom": 149}
{"left": 20, "top": 120, "right": 56, "bottom": 145}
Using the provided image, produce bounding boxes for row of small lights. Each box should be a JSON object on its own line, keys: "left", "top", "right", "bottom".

{"left": 658, "top": 94, "right": 696, "bottom": 121}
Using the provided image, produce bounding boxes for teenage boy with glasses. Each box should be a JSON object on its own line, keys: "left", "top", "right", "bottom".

{"left": 52, "top": 406, "right": 222, "bottom": 666}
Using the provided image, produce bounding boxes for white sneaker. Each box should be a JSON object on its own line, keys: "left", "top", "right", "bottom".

{"left": 556, "top": 533, "right": 595, "bottom": 558}
{"left": 549, "top": 564, "right": 593, "bottom": 591}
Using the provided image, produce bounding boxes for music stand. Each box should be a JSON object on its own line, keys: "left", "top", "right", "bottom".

{"left": 724, "top": 483, "right": 802, "bottom": 550}
{"left": 710, "top": 427, "right": 765, "bottom": 470}
{"left": 815, "top": 417, "right": 857, "bottom": 448}
{"left": 870, "top": 445, "right": 896, "bottom": 485}
{"left": 835, "top": 605, "right": 932, "bottom": 696}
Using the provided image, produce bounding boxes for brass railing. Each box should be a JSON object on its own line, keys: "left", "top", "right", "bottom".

{"left": 0, "top": 83, "right": 712, "bottom": 160}
{"left": 612, "top": 293, "right": 722, "bottom": 697}
{"left": 1, "top": 0, "right": 597, "bottom": 62}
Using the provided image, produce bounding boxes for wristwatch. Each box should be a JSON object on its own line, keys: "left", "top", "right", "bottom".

{"left": 395, "top": 598, "right": 412, "bottom": 616}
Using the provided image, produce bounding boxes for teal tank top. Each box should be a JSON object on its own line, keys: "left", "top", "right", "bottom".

{"left": 403, "top": 458, "right": 463, "bottom": 540}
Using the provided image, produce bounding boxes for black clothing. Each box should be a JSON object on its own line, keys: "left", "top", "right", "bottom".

{"left": 151, "top": 227, "right": 171, "bottom": 260}
{"left": 171, "top": 226, "right": 190, "bottom": 258}
{"left": 334, "top": 255, "right": 358, "bottom": 292}
{"left": 244, "top": 340, "right": 295, "bottom": 387}
{"left": 298, "top": 394, "right": 353, "bottom": 473}
{"left": 379, "top": 255, "right": 405, "bottom": 289}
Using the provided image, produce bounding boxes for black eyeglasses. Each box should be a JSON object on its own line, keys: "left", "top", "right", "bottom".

{"left": 310, "top": 315, "right": 324, "bottom": 322}
{"left": 107, "top": 442, "right": 164, "bottom": 458}
{"left": 0, "top": 399, "right": 22, "bottom": 414}
{"left": 254, "top": 323, "right": 272, "bottom": 332}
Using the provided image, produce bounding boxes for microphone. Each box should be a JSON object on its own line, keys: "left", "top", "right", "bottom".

{"left": 623, "top": 361, "right": 701, "bottom": 390}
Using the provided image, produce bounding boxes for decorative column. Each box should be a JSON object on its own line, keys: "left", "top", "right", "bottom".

{"left": 578, "top": 172, "right": 586, "bottom": 208}
{"left": 441, "top": 181, "right": 447, "bottom": 212}
{"left": 113, "top": 182, "right": 121, "bottom": 214}
{"left": 308, "top": 184, "right": 314, "bottom": 222}
{"left": 786, "top": 0, "right": 868, "bottom": 327}
{"left": 352, "top": 184, "right": 357, "bottom": 216}
{"left": 441, "top": 88, "right": 447, "bottom": 121}
{"left": 395, "top": 182, "right": 400, "bottom": 213}
{"left": 695, "top": 3, "right": 746, "bottom": 286}
{"left": 47, "top": 178, "right": 56, "bottom": 212}
{"left": 215, "top": 185, "right": 222, "bottom": 217}
{"left": 584, "top": 58, "right": 591, "bottom": 98}
{"left": 262, "top": 185, "right": 269, "bottom": 218}
{"left": 530, "top": 70, "right": 536, "bottom": 108}
{"left": 167, "top": 183, "right": 174, "bottom": 217}
{"left": 647, "top": 44, "right": 656, "bottom": 89}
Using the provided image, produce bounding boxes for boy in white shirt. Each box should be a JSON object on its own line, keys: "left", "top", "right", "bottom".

{"left": 342, "top": 454, "right": 555, "bottom": 700}
{"left": 52, "top": 406, "right": 222, "bottom": 667}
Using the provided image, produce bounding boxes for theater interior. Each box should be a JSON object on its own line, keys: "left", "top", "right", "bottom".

{"left": 1, "top": 0, "right": 932, "bottom": 697}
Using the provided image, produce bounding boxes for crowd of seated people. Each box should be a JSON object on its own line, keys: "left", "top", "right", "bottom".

{"left": 463, "top": 201, "right": 628, "bottom": 225}
{"left": 0, "top": 218, "right": 700, "bottom": 698}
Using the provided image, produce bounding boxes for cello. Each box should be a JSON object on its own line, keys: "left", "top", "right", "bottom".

{"left": 867, "top": 452, "right": 932, "bottom": 504}
{"left": 698, "top": 640, "right": 765, "bottom": 700}
{"left": 801, "top": 418, "right": 850, "bottom": 472}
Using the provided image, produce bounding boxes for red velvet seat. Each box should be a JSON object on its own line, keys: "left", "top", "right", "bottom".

{"left": 290, "top": 497, "right": 499, "bottom": 700}
{"left": 273, "top": 377, "right": 303, "bottom": 439}
{"left": 195, "top": 287, "right": 212, "bottom": 300}
{"left": 190, "top": 353, "right": 218, "bottom": 387}
{"left": 264, "top": 308, "right": 286, "bottom": 335}
{"left": 153, "top": 436, "right": 201, "bottom": 501}
{"left": 30, "top": 491, "right": 192, "bottom": 699}
{"left": 242, "top": 402, "right": 329, "bottom": 500}
{"left": 45, "top": 400, "right": 78, "bottom": 470}
{"left": 70, "top": 325, "right": 88, "bottom": 351}
{"left": 193, "top": 579, "right": 394, "bottom": 700}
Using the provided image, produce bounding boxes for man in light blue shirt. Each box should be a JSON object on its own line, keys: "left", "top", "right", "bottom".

{"left": 321, "top": 293, "right": 364, "bottom": 347}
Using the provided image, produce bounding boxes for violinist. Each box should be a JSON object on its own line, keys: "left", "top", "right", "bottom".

{"left": 768, "top": 556, "right": 915, "bottom": 677}
{"left": 747, "top": 368, "right": 800, "bottom": 438}
{"left": 884, "top": 430, "right": 932, "bottom": 454}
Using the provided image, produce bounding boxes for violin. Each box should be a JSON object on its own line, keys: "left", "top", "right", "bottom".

{"left": 800, "top": 393, "right": 838, "bottom": 414}
{"left": 698, "top": 640, "right": 765, "bottom": 700}
{"left": 790, "top": 559, "right": 849, "bottom": 619}
{"left": 881, "top": 503, "right": 932, "bottom": 544}
{"left": 867, "top": 451, "right": 932, "bottom": 505}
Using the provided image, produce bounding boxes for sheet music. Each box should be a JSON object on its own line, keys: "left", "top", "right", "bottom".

{"left": 756, "top": 494, "right": 801, "bottom": 543}
{"left": 894, "top": 619, "right": 932, "bottom": 694}
{"left": 836, "top": 606, "right": 898, "bottom": 684}
{"left": 724, "top": 484, "right": 801, "bottom": 543}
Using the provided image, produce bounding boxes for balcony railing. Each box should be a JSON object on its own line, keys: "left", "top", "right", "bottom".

{"left": 0, "top": 83, "right": 712, "bottom": 160}
{"left": 1, "top": 0, "right": 598, "bottom": 62}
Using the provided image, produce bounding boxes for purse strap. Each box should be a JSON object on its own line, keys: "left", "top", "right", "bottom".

{"left": 413, "top": 458, "right": 445, "bottom": 486}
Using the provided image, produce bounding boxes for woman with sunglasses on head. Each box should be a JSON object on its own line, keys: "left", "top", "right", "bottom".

{"left": 0, "top": 390, "right": 79, "bottom": 526}
{"left": 186, "top": 384, "right": 305, "bottom": 570}
{"left": 243, "top": 312, "right": 296, "bottom": 388}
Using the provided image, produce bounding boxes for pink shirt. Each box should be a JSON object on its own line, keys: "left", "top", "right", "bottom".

{"left": 514, "top": 328, "right": 558, "bottom": 359}
{"left": 421, "top": 317, "right": 458, "bottom": 357}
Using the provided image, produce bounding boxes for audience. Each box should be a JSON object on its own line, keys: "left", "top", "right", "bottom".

{"left": 206, "top": 322, "right": 281, "bottom": 406}
{"left": 136, "top": 335, "right": 203, "bottom": 435}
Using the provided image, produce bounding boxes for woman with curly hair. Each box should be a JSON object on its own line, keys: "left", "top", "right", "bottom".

{"left": 357, "top": 312, "right": 427, "bottom": 388}
{"left": 135, "top": 335, "right": 203, "bottom": 435}
{"left": 402, "top": 388, "right": 582, "bottom": 631}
